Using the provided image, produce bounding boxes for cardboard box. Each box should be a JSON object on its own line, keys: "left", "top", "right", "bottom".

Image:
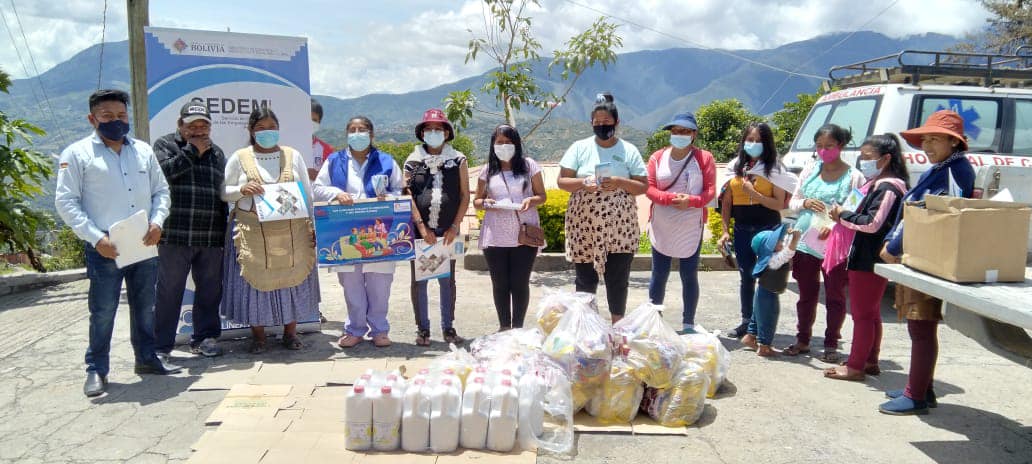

{"left": 903, "top": 195, "right": 1031, "bottom": 283}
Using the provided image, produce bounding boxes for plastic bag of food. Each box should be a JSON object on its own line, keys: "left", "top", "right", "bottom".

{"left": 520, "top": 352, "right": 574, "bottom": 455}
{"left": 614, "top": 303, "right": 686, "bottom": 389}
{"left": 470, "top": 328, "right": 544, "bottom": 377}
{"left": 680, "top": 329, "right": 730, "bottom": 398}
{"left": 587, "top": 349, "right": 644, "bottom": 424}
{"left": 542, "top": 302, "right": 612, "bottom": 412}
{"left": 640, "top": 361, "right": 709, "bottom": 427}
{"left": 536, "top": 290, "right": 597, "bottom": 336}
{"left": 428, "top": 343, "right": 476, "bottom": 388}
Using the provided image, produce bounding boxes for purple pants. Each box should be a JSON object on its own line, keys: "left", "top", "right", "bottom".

{"left": 791, "top": 252, "right": 848, "bottom": 349}
{"left": 337, "top": 267, "right": 394, "bottom": 337}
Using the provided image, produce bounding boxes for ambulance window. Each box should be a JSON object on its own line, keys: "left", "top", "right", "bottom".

{"left": 793, "top": 97, "right": 879, "bottom": 151}
{"left": 1012, "top": 100, "right": 1032, "bottom": 154}
{"left": 917, "top": 97, "right": 1000, "bottom": 152}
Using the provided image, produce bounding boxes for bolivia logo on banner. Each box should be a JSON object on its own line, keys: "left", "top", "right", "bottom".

{"left": 144, "top": 27, "right": 312, "bottom": 162}
{"left": 144, "top": 27, "right": 319, "bottom": 343}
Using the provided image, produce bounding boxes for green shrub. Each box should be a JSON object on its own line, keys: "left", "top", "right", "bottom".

{"left": 638, "top": 231, "right": 651, "bottom": 254}
{"left": 706, "top": 207, "right": 732, "bottom": 248}
{"left": 42, "top": 226, "right": 85, "bottom": 271}
{"left": 539, "top": 189, "right": 570, "bottom": 252}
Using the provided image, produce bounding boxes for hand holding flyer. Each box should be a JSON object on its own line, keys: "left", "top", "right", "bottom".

{"left": 414, "top": 238, "right": 466, "bottom": 281}
{"left": 255, "top": 181, "right": 310, "bottom": 222}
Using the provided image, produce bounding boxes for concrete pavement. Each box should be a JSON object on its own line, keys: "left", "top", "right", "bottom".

{"left": 0, "top": 266, "right": 1029, "bottom": 463}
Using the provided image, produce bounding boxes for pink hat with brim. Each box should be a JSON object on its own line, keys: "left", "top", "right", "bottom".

{"left": 415, "top": 108, "right": 454, "bottom": 143}
{"left": 900, "top": 110, "right": 968, "bottom": 151}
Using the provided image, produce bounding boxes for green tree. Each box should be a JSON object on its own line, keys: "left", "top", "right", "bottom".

{"left": 0, "top": 68, "right": 54, "bottom": 272}
{"left": 694, "top": 99, "right": 763, "bottom": 162}
{"left": 644, "top": 129, "right": 671, "bottom": 159}
{"left": 445, "top": 0, "right": 622, "bottom": 140}
{"left": 770, "top": 89, "right": 822, "bottom": 154}
{"left": 377, "top": 133, "right": 477, "bottom": 169}
{"left": 954, "top": 1, "right": 1032, "bottom": 54}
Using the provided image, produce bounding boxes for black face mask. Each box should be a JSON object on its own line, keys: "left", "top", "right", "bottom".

{"left": 593, "top": 124, "right": 616, "bottom": 140}
{"left": 96, "top": 119, "right": 130, "bottom": 141}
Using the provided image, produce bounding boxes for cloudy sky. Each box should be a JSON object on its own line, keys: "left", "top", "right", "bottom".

{"left": 1, "top": 0, "right": 992, "bottom": 98}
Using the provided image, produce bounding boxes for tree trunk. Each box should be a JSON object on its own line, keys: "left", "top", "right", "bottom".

{"left": 25, "top": 247, "right": 46, "bottom": 273}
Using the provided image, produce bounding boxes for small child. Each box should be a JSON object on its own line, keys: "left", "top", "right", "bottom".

{"left": 742, "top": 225, "right": 801, "bottom": 357}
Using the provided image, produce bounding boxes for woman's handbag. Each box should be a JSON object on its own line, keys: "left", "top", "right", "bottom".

{"left": 500, "top": 172, "right": 545, "bottom": 247}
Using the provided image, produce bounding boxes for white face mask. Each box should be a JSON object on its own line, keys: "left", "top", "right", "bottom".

{"left": 858, "top": 158, "right": 883, "bottom": 179}
{"left": 494, "top": 144, "right": 516, "bottom": 162}
{"left": 423, "top": 129, "right": 446, "bottom": 148}
{"left": 312, "top": 121, "right": 320, "bottom": 133}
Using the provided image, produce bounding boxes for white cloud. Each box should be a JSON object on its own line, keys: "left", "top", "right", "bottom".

{"left": 1, "top": 0, "right": 992, "bottom": 98}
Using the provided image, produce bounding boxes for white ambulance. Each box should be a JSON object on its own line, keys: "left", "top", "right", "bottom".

{"left": 782, "top": 50, "right": 1032, "bottom": 197}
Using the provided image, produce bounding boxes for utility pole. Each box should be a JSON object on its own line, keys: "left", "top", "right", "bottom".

{"left": 127, "top": 0, "right": 150, "bottom": 142}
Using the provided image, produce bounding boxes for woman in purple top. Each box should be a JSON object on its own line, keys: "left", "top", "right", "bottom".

{"left": 473, "top": 125, "right": 547, "bottom": 330}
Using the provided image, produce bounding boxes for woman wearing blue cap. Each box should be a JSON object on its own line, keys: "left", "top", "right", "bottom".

{"left": 742, "top": 225, "right": 801, "bottom": 356}
{"left": 645, "top": 112, "right": 716, "bottom": 334}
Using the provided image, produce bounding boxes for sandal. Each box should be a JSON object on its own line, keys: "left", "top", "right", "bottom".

{"left": 443, "top": 328, "right": 465, "bottom": 345}
{"left": 823, "top": 366, "right": 865, "bottom": 381}
{"left": 818, "top": 350, "right": 842, "bottom": 364}
{"left": 781, "top": 343, "right": 810, "bottom": 356}
{"left": 282, "top": 335, "right": 304, "bottom": 350}
{"left": 741, "top": 334, "right": 759, "bottom": 351}
{"left": 757, "top": 345, "right": 778, "bottom": 357}
{"left": 415, "top": 329, "right": 431, "bottom": 347}
{"left": 249, "top": 339, "right": 267, "bottom": 354}
{"left": 337, "top": 334, "right": 363, "bottom": 348}
{"left": 840, "top": 361, "right": 880, "bottom": 376}
{"left": 372, "top": 334, "right": 392, "bottom": 347}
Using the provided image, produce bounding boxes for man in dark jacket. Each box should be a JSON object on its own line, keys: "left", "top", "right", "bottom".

{"left": 153, "top": 101, "right": 228, "bottom": 358}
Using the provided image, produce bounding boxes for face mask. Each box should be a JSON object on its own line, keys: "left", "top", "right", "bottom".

{"left": 423, "top": 129, "right": 446, "bottom": 148}
{"left": 744, "top": 141, "right": 763, "bottom": 158}
{"left": 817, "top": 147, "right": 841, "bottom": 163}
{"left": 669, "top": 135, "right": 693, "bottom": 149}
{"left": 592, "top": 124, "right": 616, "bottom": 141}
{"left": 312, "top": 121, "right": 321, "bottom": 133}
{"left": 858, "top": 158, "right": 883, "bottom": 179}
{"left": 494, "top": 143, "right": 516, "bottom": 162}
{"left": 348, "top": 131, "right": 371, "bottom": 151}
{"left": 254, "top": 129, "right": 280, "bottom": 149}
{"left": 96, "top": 119, "right": 130, "bottom": 141}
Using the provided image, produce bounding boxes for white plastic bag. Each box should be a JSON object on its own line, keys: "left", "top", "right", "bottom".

{"left": 588, "top": 350, "right": 643, "bottom": 424}
{"left": 614, "top": 302, "right": 687, "bottom": 389}
{"left": 542, "top": 302, "right": 612, "bottom": 411}
{"left": 640, "top": 361, "right": 709, "bottom": 427}
{"left": 680, "top": 330, "right": 730, "bottom": 398}
{"left": 536, "top": 290, "right": 597, "bottom": 336}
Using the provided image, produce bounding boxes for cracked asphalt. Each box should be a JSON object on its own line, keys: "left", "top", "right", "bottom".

{"left": 0, "top": 267, "right": 1029, "bottom": 463}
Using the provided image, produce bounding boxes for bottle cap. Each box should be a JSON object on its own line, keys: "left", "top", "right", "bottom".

{"left": 381, "top": 386, "right": 392, "bottom": 394}
{"left": 474, "top": 377, "right": 485, "bottom": 384}
{"left": 501, "top": 379, "right": 512, "bottom": 387}
{"left": 354, "top": 385, "right": 365, "bottom": 394}
{"left": 442, "top": 379, "right": 452, "bottom": 386}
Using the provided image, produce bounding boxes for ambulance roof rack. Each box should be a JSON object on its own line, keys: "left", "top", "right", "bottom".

{"left": 826, "top": 49, "right": 1032, "bottom": 90}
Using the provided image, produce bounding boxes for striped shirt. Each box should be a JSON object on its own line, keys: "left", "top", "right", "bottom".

{"left": 152, "top": 132, "right": 228, "bottom": 247}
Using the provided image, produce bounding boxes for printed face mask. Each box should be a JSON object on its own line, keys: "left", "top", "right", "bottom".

{"left": 592, "top": 124, "right": 616, "bottom": 140}
{"left": 254, "top": 129, "right": 280, "bottom": 149}
{"left": 818, "top": 146, "right": 842, "bottom": 163}
{"left": 744, "top": 141, "right": 763, "bottom": 158}
{"left": 96, "top": 119, "right": 130, "bottom": 141}
{"left": 669, "top": 135, "right": 693, "bottom": 149}
{"left": 494, "top": 143, "right": 516, "bottom": 162}
{"left": 348, "top": 131, "right": 371, "bottom": 151}
{"left": 423, "top": 129, "right": 446, "bottom": 148}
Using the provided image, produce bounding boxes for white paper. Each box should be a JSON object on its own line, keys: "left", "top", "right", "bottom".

{"left": 800, "top": 226, "right": 828, "bottom": 256}
{"left": 990, "top": 188, "right": 1014, "bottom": 202}
{"left": 948, "top": 170, "right": 962, "bottom": 197}
{"left": 255, "top": 181, "right": 309, "bottom": 222}
{"left": 108, "top": 210, "right": 158, "bottom": 268}
{"left": 489, "top": 199, "right": 523, "bottom": 211}
{"left": 413, "top": 238, "right": 465, "bottom": 281}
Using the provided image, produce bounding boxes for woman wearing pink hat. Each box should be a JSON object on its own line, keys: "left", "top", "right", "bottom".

{"left": 878, "top": 110, "right": 975, "bottom": 415}
{"left": 403, "top": 109, "right": 470, "bottom": 346}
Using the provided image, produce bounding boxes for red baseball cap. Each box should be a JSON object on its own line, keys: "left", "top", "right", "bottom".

{"left": 414, "top": 108, "right": 454, "bottom": 143}
{"left": 900, "top": 110, "right": 968, "bottom": 151}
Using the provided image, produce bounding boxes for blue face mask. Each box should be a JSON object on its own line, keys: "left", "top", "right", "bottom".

{"left": 858, "top": 158, "right": 883, "bottom": 179}
{"left": 96, "top": 119, "right": 130, "bottom": 141}
{"left": 423, "top": 130, "right": 446, "bottom": 148}
{"left": 348, "top": 131, "right": 371, "bottom": 151}
{"left": 744, "top": 141, "right": 763, "bottom": 158}
{"left": 669, "top": 134, "right": 693, "bottom": 149}
{"left": 254, "top": 130, "right": 279, "bottom": 149}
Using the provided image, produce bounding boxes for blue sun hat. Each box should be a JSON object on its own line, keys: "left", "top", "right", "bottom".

{"left": 751, "top": 224, "right": 786, "bottom": 277}
{"left": 663, "top": 112, "right": 698, "bottom": 131}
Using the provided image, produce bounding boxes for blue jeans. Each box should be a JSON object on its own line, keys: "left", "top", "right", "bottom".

{"left": 747, "top": 286, "right": 780, "bottom": 346}
{"left": 733, "top": 224, "right": 768, "bottom": 324}
{"left": 648, "top": 247, "right": 701, "bottom": 327}
{"left": 410, "top": 260, "right": 456, "bottom": 331}
{"left": 85, "top": 244, "right": 160, "bottom": 376}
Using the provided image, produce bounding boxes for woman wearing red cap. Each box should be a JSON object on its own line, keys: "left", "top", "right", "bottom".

{"left": 878, "top": 110, "right": 975, "bottom": 415}
{"left": 403, "top": 109, "right": 469, "bottom": 346}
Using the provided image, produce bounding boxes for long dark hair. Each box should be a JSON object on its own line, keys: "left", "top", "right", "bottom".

{"left": 247, "top": 107, "right": 279, "bottom": 146}
{"left": 734, "top": 122, "right": 778, "bottom": 177}
{"left": 814, "top": 123, "right": 852, "bottom": 148}
{"left": 861, "top": 133, "right": 911, "bottom": 188}
{"left": 591, "top": 101, "right": 619, "bottom": 124}
{"left": 487, "top": 124, "right": 529, "bottom": 189}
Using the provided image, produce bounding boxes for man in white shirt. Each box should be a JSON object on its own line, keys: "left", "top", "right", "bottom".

{"left": 55, "top": 89, "right": 181, "bottom": 398}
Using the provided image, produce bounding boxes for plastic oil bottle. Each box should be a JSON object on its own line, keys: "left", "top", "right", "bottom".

{"left": 459, "top": 376, "right": 489, "bottom": 449}
{"left": 401, "top": 378, "right": 431, "bottom": 452}
{"left": 344, "top": 384, "right": 373, "bottom": 451}
{"left": 487, "top": 378, "right": 519, "bottom": 452}
{"left": 429, "top": 378, "right": 461, "bottom": 453}
{"left": 372, "top": 385, "right": 404, "bottom": 451}
{"left": 518, "top": 372, "right": 546, "bottom": 451}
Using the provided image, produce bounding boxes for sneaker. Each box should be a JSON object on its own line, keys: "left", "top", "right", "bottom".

{"left": 676, "top": 327, "right": 697, "bottom": 335}
{"left": 190, "top": 338, "right": 223, "bottom": 357}
{"left": 885, "top": 388, "right": 937, "bottom": 408}
{"left": 443, "top": 328, "right": 465, "bottom": 345}
{"left": 879, "top": 395, "right": 929, "bottom": 416}
{"left": 726, "top": 324, "right": 748, "bottom": 339}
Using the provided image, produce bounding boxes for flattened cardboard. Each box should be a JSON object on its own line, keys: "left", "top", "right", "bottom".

{"left": 351, "top": 451, "right": 437, "bottom": 464}
{"left": 226, "top": 384, "right": 293, "bottom": 398}
{"left": 215, "top": 416, "right": 293, "bottom": 433}
{"left": 384, "top": 357, "right": 434, "bottom": 378}
{"left": 631, "top": 415, "right": 689, "bottom": 436}
{"left": 192, "top": 430, "right": 284, "bottom": 451}
{"left": 572, "top": 411, "right": 632, "bottom": 434}
{"left": 435, "top": 449, "right": 536, "bottom": 463}
{"left": 311, "top": 385, "right": 353, "bottom": 398}
{"left": 252, "top": 361, "right": 334, "bottom": 386}
{"left": 328, "top": 358, "right": 389, "bottom": 385}
{"left": 205, "top": 395, "right": 285, "bottom": 425}
{"left": 903, "top": 195, "right": 1031, "bottom": 283}
{"left": 286, "top": 418, "right": 346, "bottom": 433}
{"left": 188, "top": 362, "right": 262, "bottom": 391}
{"left": 187, "top": 446, "right": 267, "bottom": 464}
